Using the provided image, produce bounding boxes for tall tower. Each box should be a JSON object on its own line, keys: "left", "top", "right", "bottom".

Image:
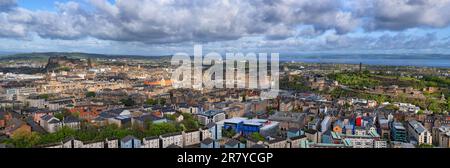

{"left": 359, "top": 62, "right": 362, "bottom": 73}
{"left": 87, "top": 58, "right": 93, "bottom": 68}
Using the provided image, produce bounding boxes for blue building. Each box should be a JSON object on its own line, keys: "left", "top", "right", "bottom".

{"left": 223, "top": 117, "right": 279, "bottom": 136}
{"left": 120, "top": 135, "right": 141, "bottom": 148}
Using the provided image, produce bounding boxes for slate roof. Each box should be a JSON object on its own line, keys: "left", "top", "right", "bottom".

{"left": 25, "top": 117, "right": 46, "bottom": 134}
{"left": 167, "top": 144, "right": 182, "bottom": 148}
{"left": 121, "top": 135, "right": 138, "bottom": 142}
{"left": 9, "top": 118, "right": 27, "bottom": 132}
{"left": 82, "top": 139, "right": 105, "bottom": 144}
{"left": 204, "top": 122, "right": 216, "bottom": 129}
{"left": 48, "top": 118, "right": 61, "bottom": 124}
{"left": 63, "top": 116, "right": 80, "bottom": 123}
{"left": 267, "top": 137, "right": 285, "bottom": 144}
{"left": 23, "top": 108, "right": 53, "bottom": 114}
{"left": 290, "top": 135, "right": 307, "bottom": 140}
{"left": 197, "top": 110, "right": 225, "bottom": 117}
{"left": 408, "top": 120, "right": 427, "bottom": 134}
{"left": 201, "top": 138, "right": 214, "bottom": 145}
{"left": 41, "top": 115, "right": 54, "bottom": 121}
{"left": 161, "top": 107, "right": 175, "bottom": 113}
{"left": 185, "top": 129, "right": 199, "bottom": 134}
{"left": 144, "top": 136, "right": 159, "bottom": 141}
{"left": 92, "top": 116, "right": 106, "bottom": 122}
{"left": 304, "top": 129, "right": 317, "bottom": 134}
{"left": 101, "top": 108, "right": 125, "bottom": 117}
{"left": 99, "top": 112, "right": 115, "bottom": 118}
{"left": 178, "top": 103, "right": 189, "bottom": 108}
{"left": 225, "top": 139, "right": 240, "bottom": 146}
{"left": 250, "top": 144, "right": 267, "bottom": 148}
{"left": 134, "top": 115, "right": 164, "bottom": 122}
{"left": 161, "top": 132, "right": 182, "bottom": 138}
{"left": 62, "top": 137, "right": 75, "bottom": 143}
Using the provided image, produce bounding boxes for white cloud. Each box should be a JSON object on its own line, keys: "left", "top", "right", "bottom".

{"left": 0, "top": 0, "right": 361, "bottom": 43}
{"left": 361, "top": 0, "right": 450, "bottom": 30}
{"left": 0, "top": 0, "right": 16, "bottom": 12}
{"left": 1, "top": 0, "right": 450, "bottom": 54}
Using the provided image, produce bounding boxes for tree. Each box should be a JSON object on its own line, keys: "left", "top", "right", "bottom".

{"left": 250, "top": 132, "right": 265, "bottom": 141}
{"left": 223, "top": 128, "right": 236, "bottom": 138}
{"left": 165, "top": 114, "right": 177, "bottom": 121}
{"left": 145, "top": 123, "right": 180, "bottom": 136}
{"left": 417, "top": 110, "right": 425, "bottom": 115}
{"left": 428, "top": 99, "right": 443, "bottom": 114}
{"left": 178, "top": 113, "right": 199, "bottom": 130}
{"left": 362, "top": 70, "right": 370, "bottom": 75}
{"left": 267, "top": 106, "right": 276, "bottom": 115}
{"left": 418, "top": 144, "right": 433, "bottom": 148}
{"left": 344, "top": 103, "right": 352, "bottom": 110}
{"left": 72, "top": 111, "right": 80, "bottom": 118}
{"left": 120, "top": 98, "right": 135, "bottom": 107}
{"left": 54, "top": 113, "right": 64, "bottom": 120}
{"left": 39, "top": 94, "right": 50, "bottom": 100}
{"left": 54, "top": 110, "right": 74, "bottom": 120}
{"left": 86, "top": 92, "right": 96, "bottom": 98}
{"left": 331, "top": 72, "right": 379, "bottom": 89}
{"left": 159, "top": 99, "right": 166, "bottom": 106}
{"left": 60, "top": 66, "right": 71, "bottom": 72}
{"left": 146, "top": 98, "right": 166, "bottom": 106}
{"left": 241, "top": 93, "right": 246, "bottom": 102}
{"left": 447, "top": 99, "right": 450, "bottom": 112}
{"left": 179, "top": 123, "right": 187, "bottom": 131}
{"left": 145, "top": 99, "right": 157, "bottom": 105}
{"left": 239, "top": 137, "right": 247, "bottom": 143}
{"left": 374, "top": 95, "right": 387, "bottom": 104}
{"left": 384, "top": 104, "right": 399, "bottom": 111}
{"left": 10, "top": 131, "right": 41, "bottom": 148}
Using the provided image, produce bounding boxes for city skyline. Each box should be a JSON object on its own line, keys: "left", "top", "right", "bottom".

{"left": 1, "top": 0, "right": 450, "bottom": 55}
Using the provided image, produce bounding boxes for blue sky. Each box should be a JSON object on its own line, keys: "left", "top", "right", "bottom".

{"left": 1, "top": 0, "right": 450, "bottom": 55}
{"left": 17, "top": 0, "right": 68, "bottom": 10}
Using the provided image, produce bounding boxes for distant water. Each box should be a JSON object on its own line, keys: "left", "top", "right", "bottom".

{"left": 280, "top": 54, "right": 450, "bottom": 68}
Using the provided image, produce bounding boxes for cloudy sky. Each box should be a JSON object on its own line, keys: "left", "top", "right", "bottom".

{"left": 1, "top": 0, "right": 450, "bottom": 55}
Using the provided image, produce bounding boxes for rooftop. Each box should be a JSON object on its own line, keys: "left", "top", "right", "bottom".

{"left": 201, "top": 138, "right": 214, "bottom": 145}
{"left": 144, "top": 136, "right": 159, "bottom": 140}
{"left": 223, "top": 117, "right": 279, "bottom": 130}
{"left": 408, "top": 120, "right": 427, "bottom": 134}
{"left": 121, "top": 135, "right": 138, "bottom": 142}
{"left": 268, "top": 111, "right": 305, "bottom": 123}
{"left": 197, "top": 110, "right": 225, "bottom": 117}
{"left": 225, "top": 139, "right": 240, "bottom": 146}
{"left": 250, "top": 144, "right": 267, "bottom": 148}
{"left": 63, "top": 116, "right": 80, "bottom": 123}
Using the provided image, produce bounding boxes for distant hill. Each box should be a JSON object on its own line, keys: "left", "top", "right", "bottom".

{"left": 0, "top": 52, "right": 171, "bottom": 61}
{"left": 0, "top": 51, "right": 17, "bottom": 56}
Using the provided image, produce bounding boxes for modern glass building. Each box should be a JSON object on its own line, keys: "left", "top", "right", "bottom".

{"left": 391, "top": 122, "right": 407, "bottom": 142}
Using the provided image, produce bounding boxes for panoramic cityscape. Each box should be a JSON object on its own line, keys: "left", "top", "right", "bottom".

{"left": 0, "top": 0, "right": 449, "bottom": 150}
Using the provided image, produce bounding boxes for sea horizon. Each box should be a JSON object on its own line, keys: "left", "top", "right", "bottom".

{"left": 2, "top": 51, "right": 449, "bottom": 68}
